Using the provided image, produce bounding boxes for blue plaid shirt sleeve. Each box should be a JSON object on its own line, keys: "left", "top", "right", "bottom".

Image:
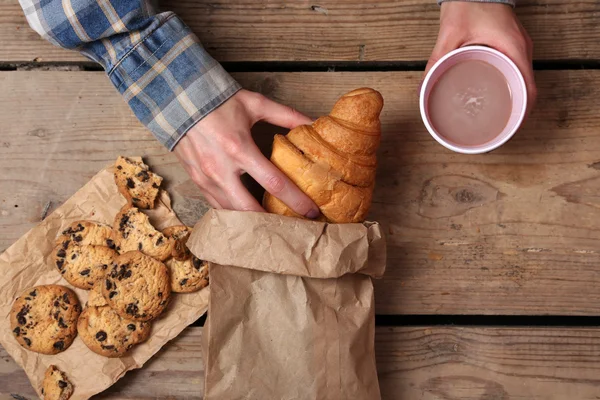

{"left": 18, "top": 0, "right": 242, "bottom": 150}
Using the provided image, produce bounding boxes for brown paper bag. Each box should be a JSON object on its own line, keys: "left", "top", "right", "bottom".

{"left": 188, "top": 209, "right": 386, "bottom": 400}
{"left": 0, "top": 160, "right": 209, "bottom": 399}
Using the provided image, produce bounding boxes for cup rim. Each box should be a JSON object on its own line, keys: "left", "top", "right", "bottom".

{"left": 419, "top": 45, "right": 528, "bottom": 155}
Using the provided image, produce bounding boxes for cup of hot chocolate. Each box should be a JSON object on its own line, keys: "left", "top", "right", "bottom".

{"left": 420, "top": 45, "right": 527, "bottom": 154}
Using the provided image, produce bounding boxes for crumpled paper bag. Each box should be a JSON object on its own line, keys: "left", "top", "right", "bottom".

{"left": 188, "top": 209, "right": 386, "bottom": 400}
{"left": 0, "top": 160, "right": 209, "bottom": 399}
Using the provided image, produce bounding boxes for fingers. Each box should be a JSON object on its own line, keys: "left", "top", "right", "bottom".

{"left": 242, "top": 145, "right": 320, "bottom": 219}
{"left": 249, "top": 93, "right": 314, "bottom": 129}
{"left": 222, "top": 177, "right": 265, "bottom": 212}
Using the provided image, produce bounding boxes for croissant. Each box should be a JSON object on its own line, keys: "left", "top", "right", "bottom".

{"left": 263, "top": 88, "right": 384, "bottom": 223}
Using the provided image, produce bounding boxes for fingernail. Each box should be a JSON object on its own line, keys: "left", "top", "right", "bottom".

{"left": 306, "top": 209, "right": 320, "bottom": 219}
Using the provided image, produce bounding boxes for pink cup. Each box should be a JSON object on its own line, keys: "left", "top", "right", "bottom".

{"left": 420, "top": 45, "right": 527, "bottom": 154}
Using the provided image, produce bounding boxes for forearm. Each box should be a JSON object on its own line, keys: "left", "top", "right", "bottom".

{"left": 18, "top": 0, "right": 241, "bottom": 150}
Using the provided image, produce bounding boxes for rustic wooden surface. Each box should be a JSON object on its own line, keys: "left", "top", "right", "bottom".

{"left": 3, "top": 326, "right": 600, "bottom": 399}
{"left": 2, "top": 1, "right": 600, "bottom": 398}
{"left": 1, "top": 0, "right": 599, "bottom": 63}
{"left": 2, "top": 70, "right": 600, "bottom": 316}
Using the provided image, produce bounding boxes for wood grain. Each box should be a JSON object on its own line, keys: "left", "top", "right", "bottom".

{"left": 1, "top": 0, "right": 599, "bottom": 63}
{"left": 1, "top": 70, "right": 600, "bottom": 316}
{"left": 3, "top": 326, "right": 600, "bottom": 399}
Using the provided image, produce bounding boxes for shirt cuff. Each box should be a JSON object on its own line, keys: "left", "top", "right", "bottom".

{"left": 108, "top": 15, "right": 242, "bottom": 150}
{"left": 438, "top": 0, "right": 516, "bottom": 7}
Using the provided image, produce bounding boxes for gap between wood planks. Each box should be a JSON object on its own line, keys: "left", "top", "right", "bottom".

{"left": 2, "top": 59, "right": 600, "bottom": 72}
{"left": 188, "top": 314, "right": 600, "bottom": 328}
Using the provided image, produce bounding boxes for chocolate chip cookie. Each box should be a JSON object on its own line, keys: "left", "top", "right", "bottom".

{"left": 113, "top": 206, "right": 173, "bottom": 261}
{"left": 167, "top": 256, "right": 210, "bottom": 293}
{"left": 87, "top": 280, "right": 108, "bottom": 307}
{"left": 102, "top": 251, "right": 171, "bottom": 321}
{"left": 53, "top": 242, "right": 118, "bottom": 290}
{"left": 161, "top": 226, "right": 209, "bottom": 292}
{"left": 10, "top": 285, "right": 81, "bottom": 354}
{"left": 114, "top": 156, "right": 163, "bottom": 209}
{"left": 42, "top": 365, "right": 74, "bottom": 400}
{"left": 55, "top": 220, "right": 116, "bottom": 249}
{"left": 78, "top": 302, "right": 151, "bottom": 358}
{"left": 162, "top": 225, "right": 192, "bottom": 261}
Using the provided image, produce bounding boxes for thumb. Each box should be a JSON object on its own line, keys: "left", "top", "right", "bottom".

{"left": 424, "top": 32, "right": 465, "bottom": 80}
{"left": 255, "top": 94, "right": 313, "bottom": 129}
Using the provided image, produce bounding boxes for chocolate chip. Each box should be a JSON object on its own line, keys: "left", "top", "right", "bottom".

{"left": 71, "top": 253, "right": 77, "bottom": 260}
{"left": 137, "top": 170, "right": 150, "bottom": 182}
{"left": 109, "top": 291, "right": 118, "bottom": 299}
{"left": 53, "top": 311, "right": 60, "bottom": 320}
{"left": 29, "top": 290, "right": 36, "bottom": 297}
{"left": 127, "top": 324, "right": 136, "bottom": 331}
{"left": 96, "top": 331, "right": 107, "bottom": 341}
{"left": 74, "top": 304, "right": 81, "bottom": 313}
{"left": 76, "top": 223, "right": 84, "bottom": 231}
{"left": 132, "top": 197, "right": 140, "bottom": 203}
{"left": 127, "top": 344, "right": 134, "bottom": 350}
{"left": 157, "top": 292, "right": 163, "bottom": 298}
{"left": 126, "top": 178, "right": 135, "bottom": 188}
{"left": 56, "top": 259, "right": 65, "bottom": 270}
{"left": 117, "top": 165, "right": 122, "bottom": 170}
{"left": 106, "top": 279, "right": 112, "bottom": 290}
{"left": 25, "top": 297, "right": 31, "bottom": 301}
{"left": 138, "top": 242, "right": 143, "bottom": 250}
{"left": 54, "top": 300, "right": 60, "bottom": 307}
{"left": 58, "top": 317, "right": 68, "bottom": 329}
{"left": 53, "top": 341, "right": 64, "bottom": 351}
{"left": 13, "top": 327, "right": 20, "bottom": 336}
{"left": 62, "top": 240, "right": 70, "bottom": 249}
{"left": 102, "top": 264, "right": 108, "bottom": 270}
{"left": 180, "top": 279, "right": 188, "bottom": 286}
{"left": 156, "top": 236, "right": 164, "bottom": 246}
{"left": 56, "top": 249, "right": 66, "bottom": 258}
{"left": 124, "top": 269, "right": 132, "bottom": 279}
{"left": 101, "top": 344, "right": 115, "bottom": 350}
{"left": 58, "top": 380, "right": 68, "bottom": 389}
{"left": 152, "top": 182, "right": 159, "bottom": 189}
{"left": 62, "top": 293, "right": 70, "bottom": 304}
{"left": 16, "top": 305, "right": 29, "bottom": 325}
{"left": 23, "top": 337, "right": 31, "bottom": 346}
{"left": 41, "top": 388, "right": 44, "bottom": 395}
{"left": 126, "top": 303, "right": 138, "bottom": 316}
{"left": 106, "top": 239, "right": 115, "bottom": 249}
{"left": 119, "top": 214, "right": 130, "bottom": 231}
{"left": 74, "top": 235, "right": 83, "bottom": 242}
{"left": 192, "top": 257, "right": 203, "bottom": 270}
{"left": 80, "top": 269, "right": 90, "bottom": 276}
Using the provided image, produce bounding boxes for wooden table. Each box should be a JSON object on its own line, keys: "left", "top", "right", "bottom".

{"left": 2, "top": 1, "right": 600, "bottom": 398}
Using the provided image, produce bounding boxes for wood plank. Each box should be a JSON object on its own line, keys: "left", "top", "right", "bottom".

{"left": 1, "top": 0, "right": 599, "bottom": 63}
{"left": 3, "top": 326, "right": 600, "bottom": 399}
{"left": 1, "top": 70, "right": 600, "bottom": 315}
